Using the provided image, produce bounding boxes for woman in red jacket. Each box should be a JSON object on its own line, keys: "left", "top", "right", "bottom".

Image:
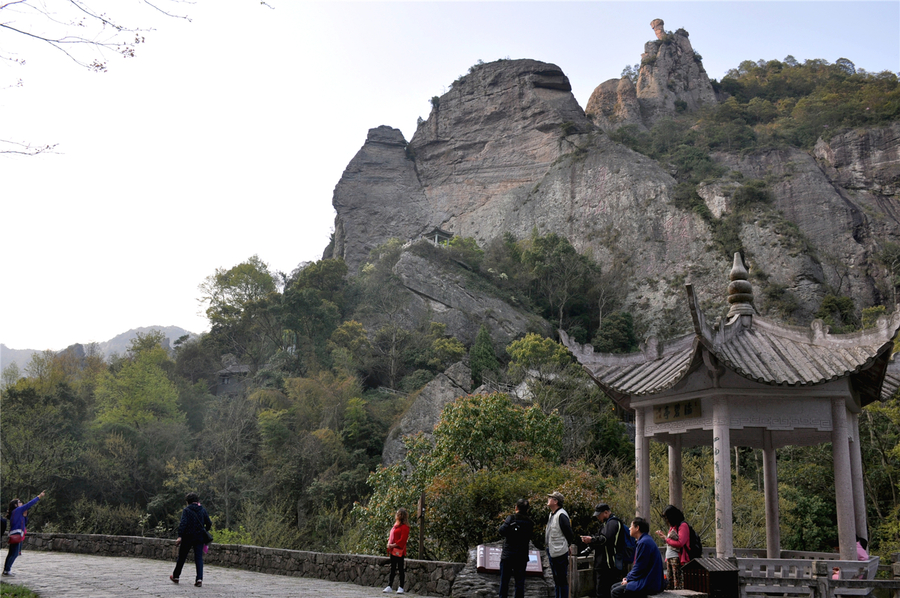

{"left": 383, "top": 508, "right": 410, "bottom": 594}
{"left": 655, "top": 505, "right": 689, "bottom": 590}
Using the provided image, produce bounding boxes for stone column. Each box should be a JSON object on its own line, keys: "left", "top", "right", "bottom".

{"left": 669, "top": 436, "right": 683, "bottom": 509}
{"left": 848, "top": 411, "right": 868, "bottom": 542}
{"left": 635, "top": 408, "right": 650, "bottom": 519}
{"left": 713, "top": 397, "right": 734, "bottom": 557}
{"left": 762, "top": 430, "right": 780, "bottom": 558}
{"left": 832, "top": 397, "right": 857, "bottom": 560}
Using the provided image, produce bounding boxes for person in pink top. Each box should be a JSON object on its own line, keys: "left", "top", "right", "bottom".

{"left": 383, "top": 508, "right": 410, "bottom": 594}
{"left": 655, "top": 505, "right": 690, "bottom": 590}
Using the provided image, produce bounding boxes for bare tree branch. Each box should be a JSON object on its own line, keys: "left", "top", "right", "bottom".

{"left": 0, "top": 139, "right": 58, "bottom": 155}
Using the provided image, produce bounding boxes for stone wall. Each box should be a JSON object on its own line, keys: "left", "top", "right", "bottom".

{"left": 26, "top": 533, "right": 463, "bottom": 597}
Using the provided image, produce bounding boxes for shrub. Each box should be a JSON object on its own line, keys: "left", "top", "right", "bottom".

{"left": 70, "top": 498, "right": 146, "bottom": 536}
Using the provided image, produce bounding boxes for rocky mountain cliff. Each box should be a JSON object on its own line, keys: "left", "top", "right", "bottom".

{"left": 327, "top": 20, "right": 900, "bottom": 341}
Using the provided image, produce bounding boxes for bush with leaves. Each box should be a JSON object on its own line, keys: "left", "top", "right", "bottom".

{"left": 592, "top": 312, "right": 639, "bottom": 354}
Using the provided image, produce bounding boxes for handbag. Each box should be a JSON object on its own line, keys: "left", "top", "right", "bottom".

{"left": 8, "top": 529, "right": 24, "bottom": 545}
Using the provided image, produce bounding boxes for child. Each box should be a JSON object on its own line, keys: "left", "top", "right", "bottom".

{"left": 383, "top": 508, "right": 410, "bottom": 594}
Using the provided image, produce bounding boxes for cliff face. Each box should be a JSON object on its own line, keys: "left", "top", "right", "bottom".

{"left": 330, "top": 35, "right": 900, "bottom": 339}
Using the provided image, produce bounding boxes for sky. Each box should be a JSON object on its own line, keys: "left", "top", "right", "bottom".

{"left": 1, "top": 0, "right": 898, "bottom": 353}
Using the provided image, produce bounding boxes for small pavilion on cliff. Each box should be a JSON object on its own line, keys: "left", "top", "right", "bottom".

{"left": 561, "top": 253, "right": 900, "bottom": 561}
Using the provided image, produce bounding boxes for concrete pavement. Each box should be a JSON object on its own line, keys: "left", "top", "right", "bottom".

{"left": 0, "top": 550, "right": 413, "bottom": 597}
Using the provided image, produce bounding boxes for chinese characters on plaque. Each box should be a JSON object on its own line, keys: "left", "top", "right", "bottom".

{"left": 653, "top": 399, "right": 701, "bottom": 424}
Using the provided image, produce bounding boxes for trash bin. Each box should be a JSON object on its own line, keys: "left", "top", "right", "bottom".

{"left": 682, "top": 558, "right": 739, "bottom": 598}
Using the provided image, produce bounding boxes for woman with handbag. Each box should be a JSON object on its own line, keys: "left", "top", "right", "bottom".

{"left": 2, "top": 491, "right": 44, "bottom": 577}
{"left": 170, "top": 492, "right": 212, "bottom": 587}
{"left": 383, "top": 508, "right": 410, "bottom": 594}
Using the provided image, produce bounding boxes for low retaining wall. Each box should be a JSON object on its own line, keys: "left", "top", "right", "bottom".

{"left": 26, "top": 533, "right": 463, "bottom": 597}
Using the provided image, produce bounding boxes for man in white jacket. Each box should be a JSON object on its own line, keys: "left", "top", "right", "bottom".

{"left": 544, "top": 491, "right": 576, "bottom": 598}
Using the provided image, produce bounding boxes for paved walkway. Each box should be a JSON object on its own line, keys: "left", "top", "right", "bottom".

{"left": 0, "top": 550, "right": 412, "bottom": 597}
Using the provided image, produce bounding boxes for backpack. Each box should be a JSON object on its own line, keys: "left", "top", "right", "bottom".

{"left": 609, "top": 516, "right": 636, "bottom": 569}
{"left": 686, "top": 523, "right": 702, "bottom": 560}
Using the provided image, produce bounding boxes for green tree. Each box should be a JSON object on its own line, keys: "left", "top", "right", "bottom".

{"left": 522, "top": 232, "right": 603, "bottom": 331}
{"left": 93, "top": 345, "right": 183, "bottom": 430}
{"left": 200, "top": 255, "right": 278, "bottom": 328}
{"left": 89, "top": 337, "right": 190, "bottom": 506}
{"left": 432, "top": 393, "right": 563, "bottom": 471}
{"left": 815, "top": 294, "right": 858, "bottom": 332}
{"left": 447, "top": 236, "right": 484, "bottom": 269}
{"left": 199, "top": 255, "right": 281, "bottom": 369}
{"left": 469, "top": 325, "right": 500, "bottom": 387}
{"left": 506, "top": 332, "right": 572, "bottom": 381}
{"left": 591, "top": 311, "right": 638, "bottom": 353}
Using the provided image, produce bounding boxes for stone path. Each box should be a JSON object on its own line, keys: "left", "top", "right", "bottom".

{"left": 0, "top": 550, "right": 411, "bottom": 597}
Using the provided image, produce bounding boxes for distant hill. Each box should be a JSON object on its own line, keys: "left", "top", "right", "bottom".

{"left": 1, "top": 325, "right": 195, "bottom": 372}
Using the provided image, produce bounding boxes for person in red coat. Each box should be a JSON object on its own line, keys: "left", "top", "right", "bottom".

{"left": 383, "top": 508, "right": 410, "bottom": 594}
{"left": 655, "top": 505, "right": 689, "bottom": 590}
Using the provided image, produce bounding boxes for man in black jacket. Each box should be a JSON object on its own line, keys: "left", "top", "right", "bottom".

{"left": 498, "top": 498, "right": 535, "bottom": 598}
{"left": 580, "top": 504, "right": 626, "bottom": 598}
{"left": 170, "top": 492, "right": 212, "bottom": 587}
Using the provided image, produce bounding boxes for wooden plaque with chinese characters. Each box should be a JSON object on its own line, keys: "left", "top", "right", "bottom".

{"left": 653, "top": 399, "right": 701, "bottom": 424}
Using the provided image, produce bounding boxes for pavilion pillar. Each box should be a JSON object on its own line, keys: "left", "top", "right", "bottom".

{"left": 832, "top": 397, "right": 857, "bottom": 559}
{"left": 713, "top": 397, "right": 734, "bottom": 558}
{"left": 848, "top": 411, "right": 868, "bottom": 542}
{"left": 635, "top": 408, "right": 651, "bottom": 519}
{"left": 669, "top": 436, "right": 683, "bottom": 510}
{"left": 762, "top": 430, "right": 780, "bottom": 558}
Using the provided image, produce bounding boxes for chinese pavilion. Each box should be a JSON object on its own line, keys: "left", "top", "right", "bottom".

{"left": 561, "top": 253, "right": 900, "bottom": 561}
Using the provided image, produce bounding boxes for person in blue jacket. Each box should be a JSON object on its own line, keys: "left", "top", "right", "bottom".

{"left": 610, "top": 517, "right": 664, "bottom": 598}
{"left": 3, "top": 491, "right": 45, "bottom": 576}
{"left": 169, "top": 492, "right": 212, "bottom": 587}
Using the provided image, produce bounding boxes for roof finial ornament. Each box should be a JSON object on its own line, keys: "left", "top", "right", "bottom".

{"left": 727, "top": 252, "right": 754, "bottom": 318}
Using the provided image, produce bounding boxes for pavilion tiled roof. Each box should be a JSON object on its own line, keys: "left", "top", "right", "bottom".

{"left": 562, "top": 254, "right": 900, "bottom": 409}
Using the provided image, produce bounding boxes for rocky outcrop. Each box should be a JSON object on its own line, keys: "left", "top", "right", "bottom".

{"left": 585, "top": 77, "right": 644, "bottom": 132}
{"left": 330, "top": 125, "right": 430, "bottom": 274}
{"left": 382, "top": 361, "right": 472, "bottom": 466}
{"left": 710, "top": 144, "right": 900, "bottom": 310}
{"left": 814, "top": 123, "right": 900, "bottom": 197}
{"left": 394, "top": 251, "right": 551, "bottom": 351}
{"left": 586, "top": 21, "right": 716, "bottom": 129}
{"left": 636, "top": 22, "right": 717, "bottom": 125}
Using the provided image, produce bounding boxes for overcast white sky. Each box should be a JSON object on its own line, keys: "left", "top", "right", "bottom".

{"left": 1, "top": 1, "right": 898, "bottom": 352}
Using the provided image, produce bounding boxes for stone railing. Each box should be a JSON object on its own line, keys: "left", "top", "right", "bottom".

{"left": 26, "top": 533, "right": 463, "bottom": 597}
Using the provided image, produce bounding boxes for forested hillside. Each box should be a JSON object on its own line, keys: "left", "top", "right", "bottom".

{"left": 2, "top": 53, "right": 899, "bottom": 562}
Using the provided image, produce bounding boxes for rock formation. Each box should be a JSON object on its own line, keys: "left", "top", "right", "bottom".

{"left": 586, "top": 21, "right": 717, "bottom": 130}
{"left": 329, "top": 28, "right": 900, "bottom": 341}
{"left": 584, "top": 77, "right": 644, "bottom": 132}
{"left": 382, "top": 361, "right": 472, "bottom": 466}
{"left": 393, "top": 250, "right": 552, "bottom": 350}
{"left": 329, "top": 125, "right": 428, "bottom": 274}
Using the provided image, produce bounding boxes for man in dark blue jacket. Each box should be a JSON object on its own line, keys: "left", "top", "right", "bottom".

{"left": 169, "top": 492, "right": 212, "bottom": 587}
{"left": 611, "top": 517, "right": 664, "bottom": 598}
